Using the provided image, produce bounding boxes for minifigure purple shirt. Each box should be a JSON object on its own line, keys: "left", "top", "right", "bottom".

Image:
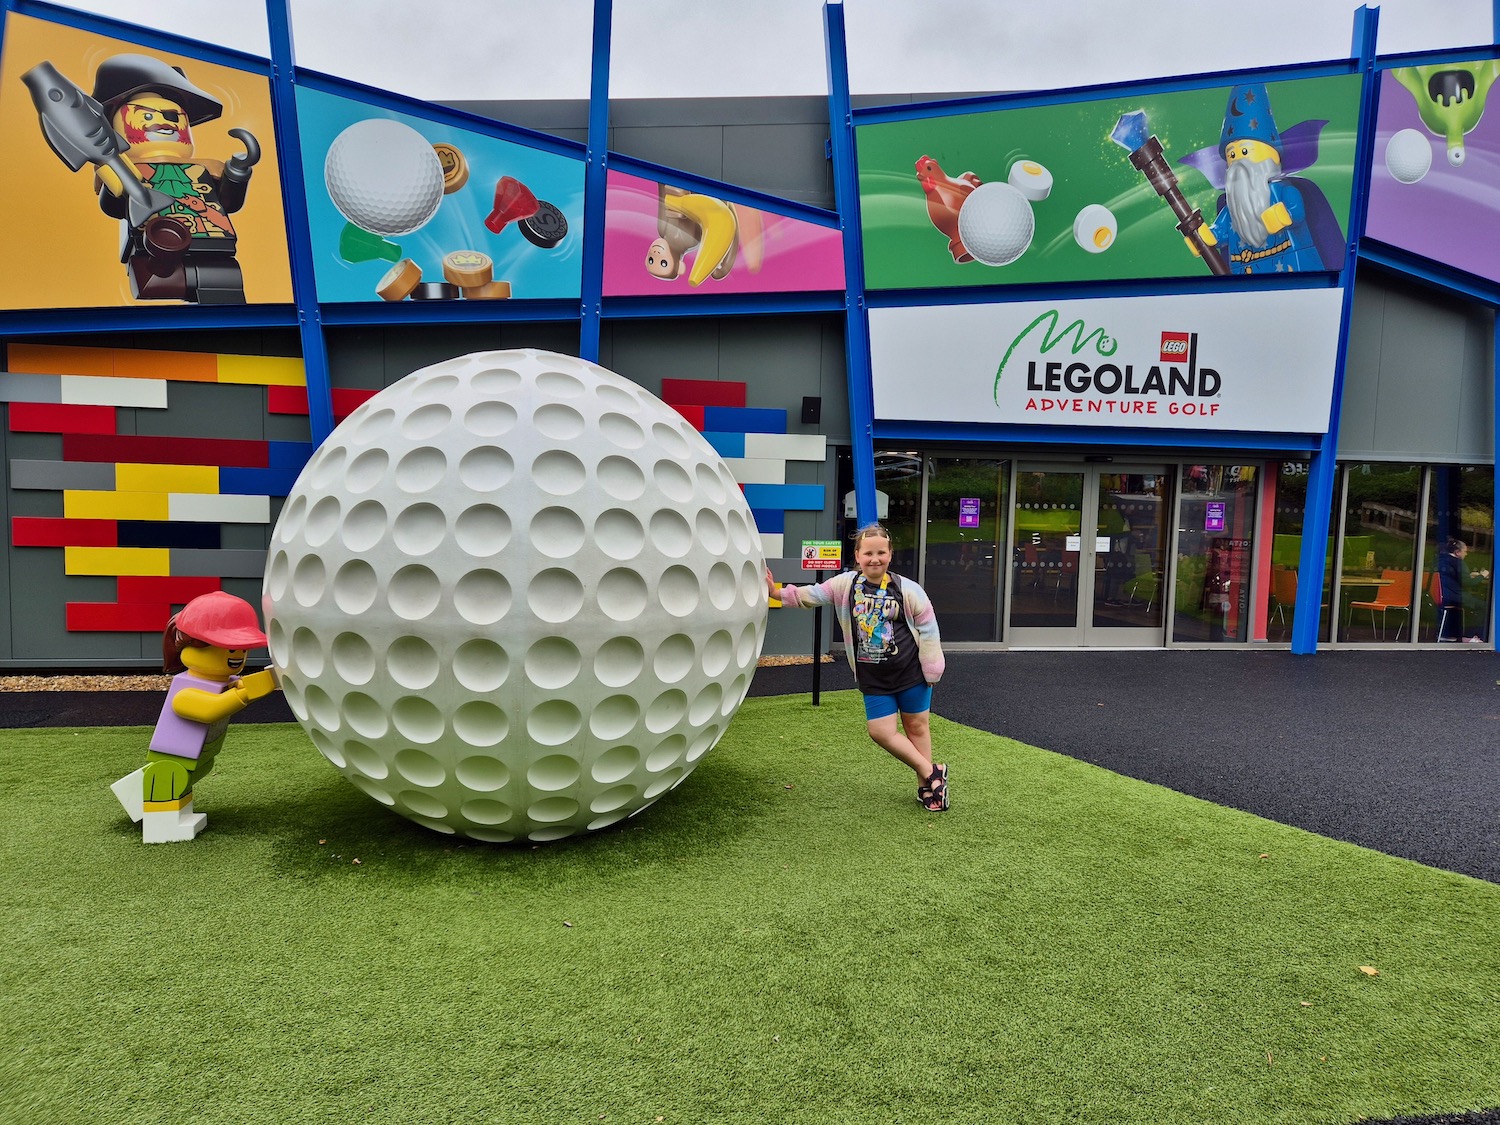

{"left": 148, "top": 670, "right": 232, "bottom": 759}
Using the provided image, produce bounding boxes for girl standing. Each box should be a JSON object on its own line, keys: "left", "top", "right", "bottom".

{"left": 767, "top": 524, "right": 948, "bottom": 811}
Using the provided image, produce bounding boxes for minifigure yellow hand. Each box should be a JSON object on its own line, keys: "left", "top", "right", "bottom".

{"left": 237, "top": 668, "right": 278, "bottom": 702}
{"left": 1261, "top": 201, "right": 1292, "bottom": 234}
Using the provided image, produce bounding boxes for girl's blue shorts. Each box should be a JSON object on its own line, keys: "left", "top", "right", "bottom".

{"left": 863, "top": 683, "right": 932, "bottom": 721}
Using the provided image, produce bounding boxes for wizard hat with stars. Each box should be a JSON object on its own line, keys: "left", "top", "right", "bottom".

{"left": 1219, "top": 83, "right": 1283, "bottom": 157}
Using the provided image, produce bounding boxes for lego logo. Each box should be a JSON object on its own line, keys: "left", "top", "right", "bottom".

{"left": 1160, "top": 332, "right": 1190, "bottom": 361}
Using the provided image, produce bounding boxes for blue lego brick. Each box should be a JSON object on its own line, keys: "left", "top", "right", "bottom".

{"left": 702, "top": 431, "right": 746, "bottom": 459}
{"left": 741, "top": 483, "right": 824, "bottom": 511}
{"left": 750, "top": 508, "right": 785, "bottom": 534}
{"left": 268, "top": 441, "right": 315, "bottom": 470}
{"left": 219, "top": 466, "right": 304, "bottom": 496}
{"left": 704, "top": 407, "right": 786, "bottom": 434}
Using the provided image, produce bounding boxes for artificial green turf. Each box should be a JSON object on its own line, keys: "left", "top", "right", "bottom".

{"left": 3, "top": 693, "right": 1496, "bottom": 1124}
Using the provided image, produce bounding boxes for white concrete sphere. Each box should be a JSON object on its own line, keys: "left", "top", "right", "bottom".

{"left": 325, "top": 118, "right": 445, "bottom": 236}
{"left": 263, "top": 350, "right": 768, "bottom": 843}
{"left": 1384, "top": 128, "right": 1433, "bottom": 184}
{"left": 958, "top": 182, "right": 1035, "bottom": 266}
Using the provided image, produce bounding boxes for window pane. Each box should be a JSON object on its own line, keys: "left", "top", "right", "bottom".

{"left": 1173, "top": 464, "right": 1258, "bottom": 643}
{"left": 1337, "top": 464, "right": 1419, "bottom": 643}
{"left": 1423, "top": 466, "right": 1494, "bottom": 642}
{"left": 1266, "top": 462, "right": 1309, "bottom": 642}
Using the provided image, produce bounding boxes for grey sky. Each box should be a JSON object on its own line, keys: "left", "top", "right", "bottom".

{"left": 40, "top": 0, "right": 1499, "bottom": 101}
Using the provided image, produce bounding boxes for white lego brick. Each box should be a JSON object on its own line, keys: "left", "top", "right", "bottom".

{"left": 759, "top": 533, "right": 784, "bottom": 559}
{"left": 169, "top": 493, "right": 271, "bottom": 524}
{"left": 60, "top": 376, "right": 168, "bottom": 409}
{"left": 722, "top": 457, "right": 788, "bottom": 485}
{"left": 744, "top": 433, "right": 827, "bottom": 463}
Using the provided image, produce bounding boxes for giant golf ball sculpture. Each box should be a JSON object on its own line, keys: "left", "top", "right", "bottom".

{"left": 263, "top": 350, "right": 768, "bottom": 842}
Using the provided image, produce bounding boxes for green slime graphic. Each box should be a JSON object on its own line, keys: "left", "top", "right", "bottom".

{"left": 1392, "top": 61, "right": 1500, "bottom": 168}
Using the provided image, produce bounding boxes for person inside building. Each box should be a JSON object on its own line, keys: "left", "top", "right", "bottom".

{"left": 1437, "top": 537, "right": 1491, "bottom": 642}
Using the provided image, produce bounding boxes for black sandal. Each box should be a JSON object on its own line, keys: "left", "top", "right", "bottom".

{"left": 920, "top": 763, "right": 948, "bottom": 812}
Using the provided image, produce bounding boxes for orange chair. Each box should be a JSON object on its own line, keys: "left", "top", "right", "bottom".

{"left": 1348, "top": 568, "right": 1413, "bottom": 640}
{"left": 1270, "top": 566, "right": 1298, "bottom": 624}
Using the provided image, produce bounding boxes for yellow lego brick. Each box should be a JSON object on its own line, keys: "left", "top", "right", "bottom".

{"left": 64, "top": 490, "right": 169, "bottom": 521}
{"left": 143, "top": 797, "right": 192, "bottom": 812}
{"left": 116, "top": 463, "right": 219, "bottom": 494}
{"left": 216, "top": 354, "right": 306, "bottom": 387}
{"left": 65, "top": 547, "right": 170, "bottom": 577}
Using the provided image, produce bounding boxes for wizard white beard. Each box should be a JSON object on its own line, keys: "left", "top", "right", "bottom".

{"left": 1224, "top": 156, "right": 1276, "bottom": 248}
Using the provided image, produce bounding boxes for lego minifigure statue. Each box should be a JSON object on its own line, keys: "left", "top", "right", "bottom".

{"left": 111, "top": 592, "right": 278, "bottom": 842}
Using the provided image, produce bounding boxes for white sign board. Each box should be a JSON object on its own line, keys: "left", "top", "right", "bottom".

{"left": 869, "top": 289, "right": 1344, "bottom": 433}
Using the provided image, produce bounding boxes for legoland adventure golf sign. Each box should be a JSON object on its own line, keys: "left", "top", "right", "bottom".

{"left": 868, "top": 288, "right": 1344, "bottom": 434}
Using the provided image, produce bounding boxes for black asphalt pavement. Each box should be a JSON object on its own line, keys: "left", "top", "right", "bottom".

{"left": 4, "top": 649, "right": 1497, "bottom": 884}
{"left": 752, "top": 649, "right": 1500, "bottom": 885}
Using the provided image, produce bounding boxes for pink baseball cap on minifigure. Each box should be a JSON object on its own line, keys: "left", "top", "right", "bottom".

{"left": 173, "top": 591, "right": 267, "bottom": 649}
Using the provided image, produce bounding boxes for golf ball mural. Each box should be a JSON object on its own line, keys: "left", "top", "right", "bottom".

{"left": 263, "top": 350, "right": 768, "bottom": 842}
{"left": 957, "top": 181, "right": 1035, "bottom": 266}
{"left": 325, "top": 118, "right": 445, "bottom": 236}
{"left": 1383, "top": 127, "right": 1433, "bottom": 184}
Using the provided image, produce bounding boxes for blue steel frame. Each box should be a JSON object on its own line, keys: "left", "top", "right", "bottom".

{"left": 1, "top": 0, "right": 1497, "bottom": 653}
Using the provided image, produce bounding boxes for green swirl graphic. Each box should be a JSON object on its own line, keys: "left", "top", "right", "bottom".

{"left": 994, "top": 311, "right": 1117, "bottom": 405}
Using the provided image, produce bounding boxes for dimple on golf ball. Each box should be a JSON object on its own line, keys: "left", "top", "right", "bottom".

{"left": 957, "top": 182, "right": 1035, "bottom": 267}
{"left": 262, "top": 349, "right": 768, "bottom": 844}
{"left": 1073, "top": 204, "right": 1117, "bottom": 253}
{"left": 1384, "top": 128, "right": 1433, "bottom": 184}
{"left": 325, "top": 118, "right": 445, "bottom": 236}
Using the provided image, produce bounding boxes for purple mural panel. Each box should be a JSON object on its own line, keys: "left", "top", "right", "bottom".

{"left": 602, "top": 171, "right": 845, "bottom": 297}
{"left": 1366, "top": 63, "right": 1500, "bottom": 285}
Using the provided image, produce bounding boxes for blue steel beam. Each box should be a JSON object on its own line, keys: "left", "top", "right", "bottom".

{"left": 824, "top": 1, "right": 877, "bottom": 527}
{"left": 578, "top": 0, "right": 612, "bottom": 363}
{"left": 265, "top": 0, "right": 334, "bottom": 444}
{"left": 1291, "top": 5, "right": 1382, "bottom": 653}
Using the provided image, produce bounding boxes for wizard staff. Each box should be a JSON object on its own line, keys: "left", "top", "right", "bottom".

{"left": 1111, "top": 110, "right": 1229, "bottom": 276}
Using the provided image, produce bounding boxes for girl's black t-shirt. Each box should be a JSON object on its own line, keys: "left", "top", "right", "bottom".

{"left": 849, "top": 574, "right": 923, "bottom": 695}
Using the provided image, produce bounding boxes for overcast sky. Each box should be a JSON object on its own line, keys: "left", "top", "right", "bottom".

{"left": 40, "top": 0, "right": 1499, "bottom": 101}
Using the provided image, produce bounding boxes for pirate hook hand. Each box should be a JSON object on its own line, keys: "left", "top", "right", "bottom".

{"left": 224, "top": 128, "right": 260, "bottom": 183}
{"left": 1260, "top": 201, "right": 1292, "bottom": 235}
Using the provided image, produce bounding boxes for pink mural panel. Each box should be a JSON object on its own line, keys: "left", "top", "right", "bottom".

{"left": 602, "top": 171, "right": 844, "bottom": 297}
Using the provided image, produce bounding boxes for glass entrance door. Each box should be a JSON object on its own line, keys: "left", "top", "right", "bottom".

{"left": 1007, "top": 464, "right": 1171, "bottom": 646}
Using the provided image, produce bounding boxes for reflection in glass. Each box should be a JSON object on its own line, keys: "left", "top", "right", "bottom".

{"left": 1174, "top": 464, "right": 1257, "bottom": 643}
{"left": 1337, "top": 464, "right": 1419, "bottom": 643}
{"left": 1266, "top": 462, "right": 1309, "bottom": 642}
{"left": 1092, "top": 472, "right": 1169, "bottom": 633}
{"left": 1009, "top": 471, "right": 1084, "bottom": 629}
{"left": 924, "top": 459, "right": 1008, "bottom": 642}
{"left": 1423, "top": 465, "right": 1494, "bottom": 642}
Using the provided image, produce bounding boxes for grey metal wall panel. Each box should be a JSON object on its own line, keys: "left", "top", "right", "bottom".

{"left": 0, "top": 372, "right": 61, "bottom": 403}
{"left": 170, "top": 549, "right": 268, "bottom": 578}
{"left": 8, "top": 459, "right": 115, "bottom": 491}
{"left": 611, "top": 125, "right": 726, "bottom": 183}
{"left": 1339, "top": 274, "right": 1491, "bottom": 462}
{"left": 1458, "top": 311, "right": 1495, "bottom": 457}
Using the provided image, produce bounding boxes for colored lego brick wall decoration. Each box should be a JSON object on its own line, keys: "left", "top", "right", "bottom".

{"left": 660, "top": 378, "right": 827, "bottom": 560}
{"left": 3, "top": 344, "right": 317, "bottom": 634}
